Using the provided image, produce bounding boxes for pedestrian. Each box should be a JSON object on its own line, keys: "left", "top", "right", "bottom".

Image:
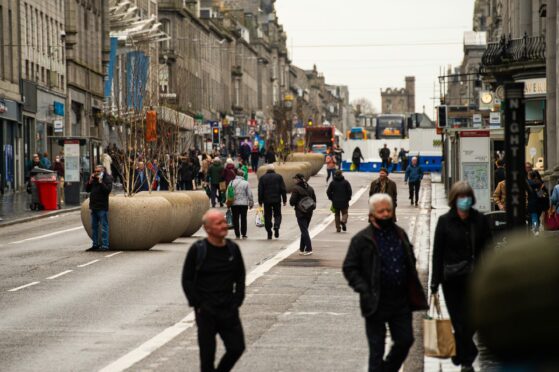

{"left": 230, "top": 170, "right": 254, "bottom": 239}
{"left": 178, "top": 157, "right": 195, "bottom": 191}
{"left": 551, "top": 181, "right": 559, "bottom": 212}
{"left": 431, "top": 181, "right": 493, "bottom": 372}
{"left": 257, "top": 164, "right": 287, "bottom": 240}
{"left": 493, "top": 180, "right": 506, "bottom": 211}
{"left": 352, "top": 147, "right": 364, "bottom": 172}
{"left": 333, "top": 144, "right": 344, "bottom": 169}
{"left": 290, "top": 173, "right": 317, "bottom": 255}
{"left": 208, "top": 157, "right": 225, "bottom": 208}
{"left": 527, "top": 170, "right": 548, "bottom": 235}
{"left": 391, "top": 147, "right": 399, "bottom": 173}
{"left": 404, "top": 156, "right": 423, "bottom": 206}
{"left": 239, "top": 139, "right": 251, "bottom": 165}
{"left": 181, "top": 210, "right": 246, "bottom": 372}
{"left": 494, "top": 159, "right": 505, "bottom": 187}
{"left": 343, "top": 193, "right": 428, "bottom": 372}
{"left": 325, "top": 148, "right": 337, "bottom": 182}
{"left": 41, "top": 152, "right": 52, "bottom": 170}
{"left": 133, "top": 161, "right": 150, "bottom": 193}
{"left": 85, "top": 165, "right": 113, "bottom": 251}
{"left": 379, "top": 143, "right": 390, "bottom": 170}
{"left": 327, "top": 169, "right": 352, "bottom": 232}
{"left": 237, "top": 159, "right": 249, "bottom": 181}
{"left": 251, "top": 142, "right": 260, "bottom": 173}
{"left": 52, "top": 155, "right": 65, "bottom": 204}
{"left": 222, "top": 158, "right": 237, "bottom": 187}
{"left": 369, "top": 167, "right": 398, "bottom": 220}
{"left": 398, "top": 148, "right": 408, "bottom": 171}
{"left": 265, "top": 145, "right": 276, "bottom": 164}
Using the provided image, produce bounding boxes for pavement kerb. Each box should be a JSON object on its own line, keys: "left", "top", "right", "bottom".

{"left": 0, "top": 206, "right": 81, "bottom": 228}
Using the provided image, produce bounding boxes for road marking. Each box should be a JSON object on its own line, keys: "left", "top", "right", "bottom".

{"left": 46, "top": 270, "right": 74, "bottom": 280}
{"left": 8, "top": 281, "right": 40, "bottom": 292}
{"left": 78, "top": 260, "right": 100, "bottom": 268}
{"left": 105, "top": 251, "right": 123, "bottom": 258}
{"left": 99, "top": 186, "right": 369, "bottom": 372}
{"left": 8, "top": 226, "right": 83, "bottom": 244}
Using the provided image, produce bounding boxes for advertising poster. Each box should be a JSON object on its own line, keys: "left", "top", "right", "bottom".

{"left": 64, "top": 141, "right": 80, "bottom": 182}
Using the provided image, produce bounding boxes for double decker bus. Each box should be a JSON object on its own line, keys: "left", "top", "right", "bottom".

{"left": 375, "top": 114, "right": 406, "bottom": 139}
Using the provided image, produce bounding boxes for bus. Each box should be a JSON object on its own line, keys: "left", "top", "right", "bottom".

{"left": 347, "top": 127, "right": 369, "bottom": 140}
{"left": 375, "top": 114, "right": 406, "bottom": 139}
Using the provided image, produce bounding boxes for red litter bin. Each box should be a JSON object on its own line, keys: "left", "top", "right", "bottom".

{"left": 35, "top": 174, "right": 59, "bottom": 210}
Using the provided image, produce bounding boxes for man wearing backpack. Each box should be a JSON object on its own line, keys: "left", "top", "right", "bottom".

{"left": 181, "top": 209, "right": 246, "bottom": 372}
{"left": 290, "top": 173, "right": 317, "bottom": 255}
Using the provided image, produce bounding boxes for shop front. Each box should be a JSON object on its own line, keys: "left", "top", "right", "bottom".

{"left": 0, "top": 99, "right": 22, "bottom": 193}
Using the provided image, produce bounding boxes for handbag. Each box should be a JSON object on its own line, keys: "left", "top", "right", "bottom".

{"left": 226, "top": 208, "right": 234, "bottom": 230}
{"left": 443, "top": 224, "right": 475, "bottom": 280}
{"left": 424, "top": 294, "right": 456, "bottom": 359}
{"left": 543, "top": 210, "right": 559, "bottom": 231}
{"left": 219, "top": 181, "right": 227, "bottom": 192}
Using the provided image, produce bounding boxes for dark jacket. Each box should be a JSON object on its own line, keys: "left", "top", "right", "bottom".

{"left": 430, "top": 208, "right": 493, "bottom": 290}
{"left": 326, "top": 174, "right": 352, "bottom": 210}
{"left": 85, "top": 173, "right": 113, "bottom": 211}
{"left": 290, "top": 181, "right": 317, "bottom": 219}
{"left": 405, "top": 164, "right": 424, "bottom": 183}
{"left": 265, "top": 150, "right": 276, "bottom": 164}
{"left": 352, "top": 148, "right": 364, "bottom": 162}
{"left": 133, "top": 170, "right": 149, "bottom": 192}
{"left": 379, "top": 147, "right": 390, "bottom": 160}
{"left": 207, "top": 162, "right": 224, "bottom": 185}
{"left": 181, "top": 239, "right": 245, "bottom": 310}
{"left": 179, "top": 162, "right": 194, "bottom": 183}
{"left": 369, "top": 178, "right": 398, "bottom": 207}
{"left": 494, "top": 166, "right": 505, "bottom": 187}
{"left": 343, "top": 224, "right": 428, "bottom": 317}
{"left": 258, "top": 170, "right": 287, "bottom": 204}
{"left": 52, "top": 161, "right": 64, "bottom": 178}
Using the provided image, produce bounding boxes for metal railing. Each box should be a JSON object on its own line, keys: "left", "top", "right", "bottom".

{"left": 482, "top": 33, "right": 546, "bottom": 66}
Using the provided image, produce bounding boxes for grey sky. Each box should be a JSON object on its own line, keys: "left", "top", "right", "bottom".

{"left": 274, "top": 0, "right": 475, "bottom": 119}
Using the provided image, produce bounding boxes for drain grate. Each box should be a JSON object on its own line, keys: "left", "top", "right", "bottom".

{"left": 279, "top": 258, "right": 320, "bottom": 267}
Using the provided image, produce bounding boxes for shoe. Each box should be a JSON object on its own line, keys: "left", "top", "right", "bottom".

{"left": 415, "top": 202, "right": 418, "bottom": 207}
{"left": 267, "top": 233, "right": 272, "bottom": 240}
{"left": 303, "top": 251, "right": 313, "bottom": 256}
{"left": 235, "top": 235, "right": 241, "bottom": 239}
{"left": 299, "top": 251, "right": 305, "bottom": 256}
{"left": 461, "top": 366, "right": 475, "bottom": 372}
{"left": 86, "top": 246, "right": 100, "bottom": 252}
{"left": 341, "top": 223, "right": 347, "bottom": 232}
{"left": 100, "top": 246, "right": 110, "bottom": 251}
{"left": 242, "top": 236, "right": 248, "bottom": 239}
{"left": 274, "top": 228, "right": 279, "bottom": 238}
{"left": 220, "top": 203, "right": 224, "bottom": 207}
{"left": 336, "top": 229, "right": 341, "bottom": 233}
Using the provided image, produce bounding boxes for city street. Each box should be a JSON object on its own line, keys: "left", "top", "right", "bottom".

{"left": 0, "top": 171, "right": 435, "bottom": 372}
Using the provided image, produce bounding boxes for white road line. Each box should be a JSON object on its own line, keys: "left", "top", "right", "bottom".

{"left": 98, "top": 186, "right": 369, "bottom": 372}
{"left": 77, "top": 260, "right": 100, "bottom": 268}
{"left": 105, "top": 251, "right": 123, "bottom": 258}
{"left": 8, "top": 281, "right": 40, "bottom": 292}
{"left": 46, "top": 270, "right": 74, "bottom": 280}
{"left": 8, "top": 226, "right": 83, "bottom": 244}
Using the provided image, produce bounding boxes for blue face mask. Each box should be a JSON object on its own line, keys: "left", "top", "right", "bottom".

{"left": 456, "top": 197, "right": 473, "bottom": 211}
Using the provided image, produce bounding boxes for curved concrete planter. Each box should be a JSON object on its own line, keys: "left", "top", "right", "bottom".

{"left": 81, "top": 195, "right": 171, "bottom": 250}
{"left": 137, "top": 191, "right": 193, "bottom": 243}
{"left": 257, "top": 162, "right": 313, "bottom": 192}
{"left": 180, "top": 191, "right": 211, "bottom": 237}
{"left": 287, "top": 153, "right": 324, "bottom": 175}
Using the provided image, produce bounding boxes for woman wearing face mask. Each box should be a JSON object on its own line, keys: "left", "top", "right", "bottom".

{"left": 430, "top": 181, "right": 493, "bottom": 372}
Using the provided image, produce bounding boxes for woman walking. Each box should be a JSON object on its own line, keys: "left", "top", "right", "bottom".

{"left": 527, "top": 170, "right": 549, "bottom": 235}
{"left": 351, "top": 147, "right": 364, "bottom": 172}
{"left": 230, "top": 170, "right": 253, "bottom": 239}
{"left": 430, "top": 181, "right": 493, "bottom": 372}
{"left": 290, "top": 173, "right": 316, "bottom": 255}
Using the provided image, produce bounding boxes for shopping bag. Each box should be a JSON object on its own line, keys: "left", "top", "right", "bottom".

{"left": 226, "top": 182, "right": 236, "bottom": 208}
{"left": 226, "top": 208, "right": 234, "bottom": 230}
{"left": 255, "top": 207, "right": 265, "bottom": 227}
{"left": 423, "top": 294, "right": 456, "bottom": 359}
{"left": 219, "top": 181, "right": 227, "bottom": 192}
{"left": 350, "top": 163, "right": 356, "bottom": 172}
{"left": 543, "top": 210, "right": 559, "bottom": 231}
{"left": 330, "top": 204, "right": 337, "bottom": 213}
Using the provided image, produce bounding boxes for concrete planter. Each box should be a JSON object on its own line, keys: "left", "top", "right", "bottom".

{"left": 137, "top": 191, "right": 193, "bottom": 243}
{"left": 81, "top": 195, "right": 171, "bottom": 250}
{"left": 180, "top": 191, "right": 211, "bottom": 237}
{"left": 257, "top": 162, "right": 313, "bottom": 192}
{"left": 287, "top": 153, "right": 324, "bottom": 175}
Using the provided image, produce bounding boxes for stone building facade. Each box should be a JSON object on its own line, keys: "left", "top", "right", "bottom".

{"left": 380, "top": 76, "right": 415, "bottom": 115}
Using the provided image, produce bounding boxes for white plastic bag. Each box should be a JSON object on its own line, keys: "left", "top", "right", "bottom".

{"left": 255, "top": 207, "right": 265, "bottom": 227}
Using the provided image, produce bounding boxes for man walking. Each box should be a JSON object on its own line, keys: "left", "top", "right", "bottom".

{"left": 85, "top": 165, "right": 113, "bottom": 251}
{"left": 182, "top": 210, "right": 246, "bottom": 372}
{"left": 343, "top": 194, "right": 428, "bottom": 372}
{"left": 370, "top": 168, "right": 398, "bottom": 220}
{"left": 327, "top": 170, "right": 352, "bottom": 232}
{"left": 258, "top": 164, "right": 287, "bottom": 240}
{"left": 290, "top": 173, "right": 317, "bottom": 255}
{"left": 405, "top": 156, "right": 423, "bottom": 206}
{"left": 379, "top": 144, "right": 390, "bottom": 170}
{"left": 208, "top": 157, "right": 225, "bottom": 208}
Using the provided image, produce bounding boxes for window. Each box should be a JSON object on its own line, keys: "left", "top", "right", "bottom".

{"left": 25, "top": 60, "right": 29, "bottom": 79}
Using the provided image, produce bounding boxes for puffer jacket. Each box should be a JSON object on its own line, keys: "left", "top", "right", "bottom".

{"left": 230, "top": 176, "right": 254, "bottom": 207}
{"left": 327, "top": 173, "right": 352, "bottom": 210}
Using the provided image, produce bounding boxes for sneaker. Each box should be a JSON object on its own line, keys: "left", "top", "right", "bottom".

{"left": 410, "top": 200, "right": 414, "bottom": 205}
{"left": 100, "top": 246, "right": 110, "bottom": 251}
{"left": 415, "top": 202, "right": 418, "bottom": 207}
{"left": 299, "top": 251, "right": 305, "bottom": 256}
{"left": 303, "top": 251, "right": 313, "bottom": 256}
{"left": 461, "top": 366, "right": 475, "bottom": 372}
{"left": 267, "top": 233, "right": 272, "bottom": 240}
{"left": 274, "top": 228, "right": 279, "bottom": 238}
{"left": 242, "top": 236, "right": 248, "bottom": 239}
{"left": 235, "top": 235, "right": 241, "bottom": 239}
{"left": 86, "top": 246, "right": 100, "bottom": 252}
{"left": 341, "top": 223, "right": 347, "bottom": 232}
{"left": 336, "top": 229, "right": 341, "bottom": 233}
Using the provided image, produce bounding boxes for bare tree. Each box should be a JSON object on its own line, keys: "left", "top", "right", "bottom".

{"left": 351, "top": 97, "right": 377, "bottom": 115}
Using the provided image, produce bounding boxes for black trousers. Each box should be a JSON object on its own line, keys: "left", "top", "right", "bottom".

{"left": 443, "top": 277, "right": 478, "bottom": 367}
{"left": 263, "top": 202, "right": 282, "bottom": 233}
{"left": 408, "top": 181, "right": 421, "bottom": 203}
{"left": 251, "top": 155, "right": 259, "bottom": 172}
{"left": 195, "top": 307, "right": 245, "bottom": 372}
{"left": 296, "top": 216, "right": 312, "bottom": 252}
{"left": 231, "top": 205, "right": 248, "bottom": 237}
{"left": 210, "top": 184, "right": 222, "bottom": 207}
{"left": 365, "top": 308, "right": 414, "bottom": 372}
{"left": 381, "top": 159, "right": 389, "bottom": 169}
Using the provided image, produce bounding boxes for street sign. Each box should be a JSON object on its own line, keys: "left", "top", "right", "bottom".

{"left": 53, "top": 120, "right": 64, "bottom": 133}
{"left": 472, "top": 113, "right": 482, "bottom": 128}
{"left": 489, "top": 112, "right": 501, "bottom": 127}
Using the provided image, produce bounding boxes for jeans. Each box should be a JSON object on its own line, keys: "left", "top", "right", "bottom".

{"left": 195, "top": 307, "right": 245, "bottom": 372}
{"left": 326, "top": 168, "right": 336, "bottom": 182}
{"left": 210, "top": 184, "right": 222, "bottom": 207}
{"left": 408, "top": 180, "right": 421, "bottom": 203}
{"left": 530, "top": 212, "right": 540, "bottom": 232}
{"left": 231, "top": 205, "right": 248, "bottom": 237}
{"left": 334, "top": 208, "right": 348, "bottom": 230}
{"left": 297, "top": 216, "right": 312, "bottom": 252}
{"left": 263, "top": 203, "right": 282, "bottom": 235}
{"left": 91, "top": 209, "right": 109, "bottom": 248}
{"left": 365, "top": 309, "right": 414, "bottom": 372}
{"left": 381, "top": 159, "right": 389, "bottom": 169}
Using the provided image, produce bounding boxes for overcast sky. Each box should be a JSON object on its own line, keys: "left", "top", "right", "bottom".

{"left": 274, "top": 0, "right": 475, "bottom": 119}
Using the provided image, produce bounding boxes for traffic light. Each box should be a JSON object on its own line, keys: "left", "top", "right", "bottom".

{"left": 437, "top": 105, "right": 448, "bottom": 128}
{"left": 212, "top": 127, "right": 220, "bottom": 144}
{"left": 308, "top": 119, "right": 313, "bottom": 127}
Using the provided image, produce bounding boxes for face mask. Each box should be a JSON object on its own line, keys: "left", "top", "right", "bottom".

{"left": 376, "top": 217, "right": 394, "bottom": 229}
{"left": 456, "top": 197, "right": 473, "bottom": 211}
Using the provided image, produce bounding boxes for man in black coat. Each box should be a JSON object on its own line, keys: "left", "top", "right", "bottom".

{"left": 258, "top": 165, "right": 287, "bottom": 239}
{"left": 182, "top": 210, "right": 246, "bottom": 372}
{"left": 379, "top": 144, "right": 391, "bottom": 169}
{"left": 85, "top": 165, "right": 113, "bottom": 251}
{"left": 343, "top": 193, "right": 428, "bottom": 372}
{"left": 327, "top": 170, "right": 352, "bottom": 232}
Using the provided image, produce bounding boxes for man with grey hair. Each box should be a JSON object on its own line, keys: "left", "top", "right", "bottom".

{"left": 85, "top": 164, "right": 113, "bottom": 251}
{"left": 343, "top": 193, "right": 428, "bottom": 372}
{"left": 182, "top": 209, "right": 246, "bottom": 372}
{"left": 404, "top": 156, "right": 424, "bottom": 206}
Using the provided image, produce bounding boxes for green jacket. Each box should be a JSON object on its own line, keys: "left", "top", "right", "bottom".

{"left": 207, "top": 163, "right": 224, "bottom": 185}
